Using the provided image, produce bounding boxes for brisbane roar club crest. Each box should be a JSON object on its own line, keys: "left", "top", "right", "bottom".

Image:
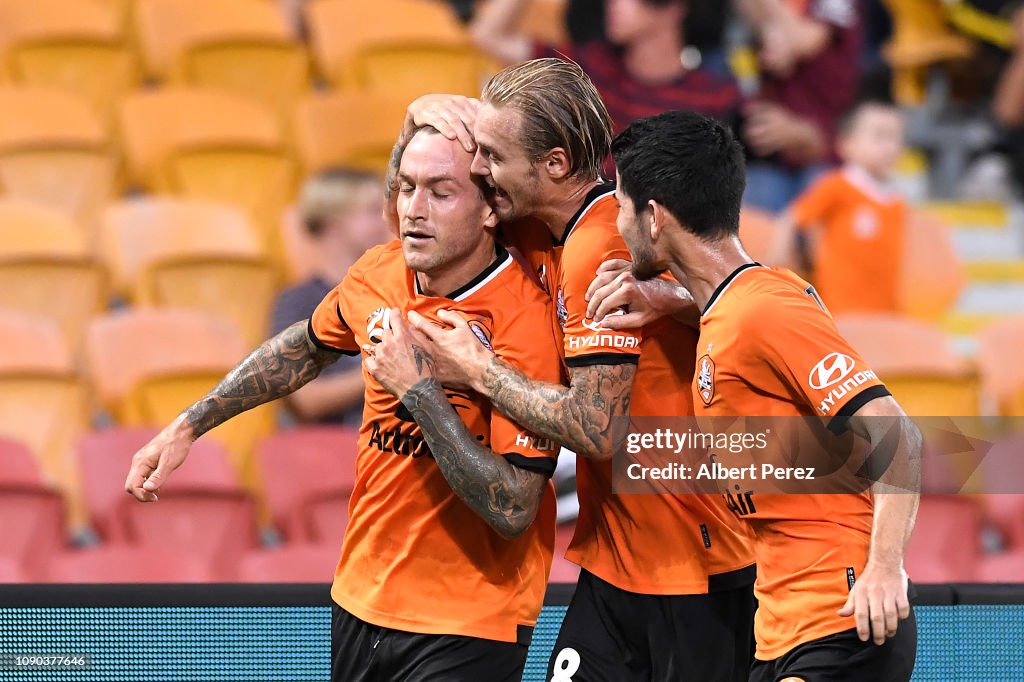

{"left": 467, "top": 319, "right": 494, "bottom": 351}
{"left": 556, "top": 288, "right": 568, "bottom": 329}
{"left": 697, "top": 354, "right": 715, "bottom": 406}
{"left": 366, "top": 307, "right": 390, "bottom": 344}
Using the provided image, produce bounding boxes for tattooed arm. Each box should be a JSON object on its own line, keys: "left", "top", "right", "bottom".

{"left": 124, "top": 321, "right": 341, "bottom": 502}
{"left": 365, "top": 310, "right": 547, "bottom": 539}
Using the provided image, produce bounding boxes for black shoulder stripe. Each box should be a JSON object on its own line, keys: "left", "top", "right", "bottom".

{"left": 502, "top": 453, "right": 557, "bottom": 477}
{"left": 565, "top": 353, "right": 640, "bottom": 368}
{"left": 827, "top": 385, "right": 892, "bottom": 435}
{"left": 306, "top": 318, "right": 360, "bottom": 357}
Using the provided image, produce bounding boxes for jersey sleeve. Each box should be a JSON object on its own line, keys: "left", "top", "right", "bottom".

{"left": 790, "top": 173, "right": 841, "bottom": 230}
{"left": 308, "top": 280, "right": 361, "bottom": 356}
{"left": 487, "top": 292, "right": 565, "bottom": 477}
{"left": 560, "top": 229, "right": 642, "bottom": 368}
{"left": 748, "top": 286, "right": 890, "bottom": 433}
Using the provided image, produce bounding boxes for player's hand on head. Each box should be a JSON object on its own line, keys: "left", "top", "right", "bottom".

{"left": 363, "top": 308, "right": 437, "bottom": 398}
{"left": 406, "top": 309, "right": 492, "bottom": 392}
{"left": 124, "top": 417, "right": 193, "bottom": 503}
{"left": 406, "top": 94, "right": 481, "bottom": 152}
{"left": 585, "top": 259, "right": 695, "bottom": 330}
{"left": 838, "top": 562, "right": 911, "bottom": 646}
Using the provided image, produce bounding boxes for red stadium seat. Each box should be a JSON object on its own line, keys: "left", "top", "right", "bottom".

{"left": 0, "top": 487, "right": 65, "bottom": 581}
{"left": 977, "top": 549, "right": 1024, "bottom": 583}
{"left": 905, "top": 495, "right": 981, "bottom": 582}
{"left": 254, "top": 427, "right": 359, "bottom": 541}
{"left": 0, "top": 557, "right": 27, "bottom": 583}
{"left": 47, "top": 546, "right": 212, "bottom": 583}
{"left": 0, "top": 436, "right": 47, "bottom": 487}
{"left": 77, "top": 427, "right": 244, "bottom": 541}
{"left": 976, "top": 434, "right": 1024, "bottom": 550}
{"left": 238, "top": 543, "right": 340, "bottom": 583}
{"left": 548, "top": 555, "right": 580, "bottom": 584}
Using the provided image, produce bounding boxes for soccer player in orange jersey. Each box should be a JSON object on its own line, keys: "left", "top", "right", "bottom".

{"left": 607, "top": 109, "right": 921, "bottom": 681}
{"left": 384, "top": 59, "right": 756, "bottom": 682}
{"left": 123, "top": 126, "right": 564, "bottom": 682}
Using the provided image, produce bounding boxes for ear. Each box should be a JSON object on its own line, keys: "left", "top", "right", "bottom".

{"left": 482, "top": 202, "right": 499, "bottom": 230}
{"left": 648, "top": 200, "right": 667, "bottom": 242}
{"left": 542, "top": 148, "right": 571, "bottom": 181}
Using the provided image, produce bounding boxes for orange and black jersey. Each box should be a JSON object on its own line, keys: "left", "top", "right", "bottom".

{"left": 507, "top": 183, "right": 754, "bottom": 595}
{"left": 696, "top": 262, "right": 891, "bottom": 659}
{"left": 309, "top": 240, "right": 563, "bottom": 644}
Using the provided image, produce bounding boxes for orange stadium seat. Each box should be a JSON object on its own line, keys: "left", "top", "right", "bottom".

{"left": 293, "top": 91, "right": 408, "bottom": 175}
{"left": 0, "top": 86, "right": 116, "bottom": 228}
{"left": 135, "top": 0, "right": 308, "bottom": 117}
{"left": 47, "top": 547, "right": 213, "bottom": 583}
{"left": 0, "top": 312, "right": 89, "bottom": 537}
{"left": 238, "top": 543, "right": 340, "bottom": 582}
{"left": 0, "top": 201, "right": 107, "bottom": 352}
{"left": 118, "top": 87, "right": 296, "bottom": 246}
{"left": 254, "top": 427, "right": 359, "bottom": 541}
{"left": 0, "top": 0, "right": 137, "bottom": 126}
{"left": 897, "top": 208, "right": 965, "bottom": 321}
{"left": 85, "top": 309, "right": 276, "bottom": 497}
{"left": 905, "top": 495, "right": 981, "bottom": 582}
{"left": 977, "top": 316, "right": 1024, "bottom": 415}
{"left": 306, "top": 0, "right": 488, "bottom": 99}
{"left": 836, "top": 314, "right": 980, "bottom": 416}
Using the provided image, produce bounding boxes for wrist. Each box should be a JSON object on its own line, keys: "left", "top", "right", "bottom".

{"left": 476, "top": 355, "right": 501, "bottom": 396}
{"left": 170, "top": 413, "right": 197, "bottom": 443}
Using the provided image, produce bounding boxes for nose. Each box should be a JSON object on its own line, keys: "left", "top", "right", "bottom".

{"left": 470, "top": 148, "right": 490, "bottom": 178}
{"left": 403, "top": 186, "right": 428, "bottom": 223}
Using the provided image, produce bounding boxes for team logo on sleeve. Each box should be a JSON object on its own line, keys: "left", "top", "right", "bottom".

{"left": 556, "top": 288, "right": 568, "bottom": 329}
{"left": 697, "top": 354, "right": 715, "bottom": 405}
{"left": 808, "top": 353, "right": 855, "bottom": 390}
{"left": 467, "top": 320, "right": 493, "bottom": 351}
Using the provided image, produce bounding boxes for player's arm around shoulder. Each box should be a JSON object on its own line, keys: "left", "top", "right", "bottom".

{"left": 124, "top": 320, "right": 343, "bottom": 502}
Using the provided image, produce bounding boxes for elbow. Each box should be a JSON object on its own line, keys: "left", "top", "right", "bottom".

{"left": 493, "top": 514, "right": 534, "bottom": 540}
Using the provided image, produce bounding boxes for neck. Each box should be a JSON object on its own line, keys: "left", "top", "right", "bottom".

{"left": 669, "top": 234, "right": 754, "bottom": 311}
{"left": 535, "top": 178, "right": 604, "bottom": 242}
{"left": 416, "top": 237, "right": 497, "bottom": 297}
{"left": 623, "top": 29, "right": 686, "bottom": 84}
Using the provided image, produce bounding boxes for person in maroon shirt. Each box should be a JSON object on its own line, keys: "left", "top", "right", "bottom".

{"left": 738, "top": 0, "right": 863, "bottom": 212}
{"left": 470, "top": 0, "right": 742, "bottom": 137}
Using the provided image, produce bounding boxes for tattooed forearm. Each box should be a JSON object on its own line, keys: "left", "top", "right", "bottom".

{"left": 482, "top": 360, "right": 636, "bottom": 460}
{"left": 402, "top": 378, "right": 546, "bottom": 539}
{"left": 183, "top": 321, "right": 340, "bottom": 439}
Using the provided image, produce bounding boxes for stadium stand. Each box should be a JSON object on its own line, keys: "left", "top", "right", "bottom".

{"left": 46, "top": 547, "right": 213, "bottom": 583}
{"left": 238, "top": 543, "right": 340, "bottom": 583}
{"left": 0, "top": 436, "right": 66, "bottom": 581}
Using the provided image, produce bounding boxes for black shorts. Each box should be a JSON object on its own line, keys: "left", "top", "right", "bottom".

{"left": 331, "top": 603, "right": 528, "bottom": 682}
{"left": 748, "top": 607, "right": 917, "bottom": 682}
{"left": 546, "top": 569, "right": 757, "bottom": 682}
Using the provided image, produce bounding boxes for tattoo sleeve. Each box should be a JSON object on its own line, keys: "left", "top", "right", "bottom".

{"left": 402, "top": 377, "right": 547, "bottom": 539}
{"left": 482, "top": 360, "right": 636, "bottom": 460}
{"left": 183, "top": 321, "right": 341, "bottom": 439}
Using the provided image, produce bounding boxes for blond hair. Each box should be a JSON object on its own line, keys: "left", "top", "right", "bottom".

{"left": 298, "top": 168, "right": 379, "bottom": 237}
{"left": 481, "top": 58, "right": 612, "bottom": 181}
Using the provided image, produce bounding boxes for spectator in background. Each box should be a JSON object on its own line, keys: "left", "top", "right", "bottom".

{"left": 271, "top": 169, "right": 389, "bottom": 425}
{"left": 771, "top": 101, "right": 907, "bottom": 316}
{"left": 469, "top": 0, "right": 741, "bottom": 137}
{"left": 738, "top": 0, "right": 863, "bottom": 212}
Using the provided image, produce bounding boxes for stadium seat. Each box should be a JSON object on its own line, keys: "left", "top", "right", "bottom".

{"left": 977, "top": 549, "right": 1024, "bottom": 583}
{"left": 977, "top": 317, "right": 1024, "bottom": 416}
{"left": 0, "top": 200, "right": 107, "bottom": 352}
{"left": 254, "top": 427, "right": 359, "bottom": 541}
{"left": 976, "top": 435, "right": 1024, "bottom": 550}
{"left": 836, "top": 314, "right": 980, "bottom": 416}
{"left": 306, "top": 0, "right": 488, "bottom": 99}
{"left": 897, "top": 209, "right": 965, "bottom": 321}
{"left": 118, "top": 89, "right": 295, "bottom": 240}
{"left": 0, "top": 557, "right": 27, "bottom": 583}
{"left": 47, "top": 547, "right": 213, "bottom": 583}
{"left": 77, "top": 427, "right": 244, "bottom": 542}
{"left": 135, "top": 0, "right": 309, "bottom": 118}
{"left": 85, "top": 309, "right": 275, "bottom": 491}
{"left": 0, "top": 311, "right": 90, "bottom": 535}
{"left": 238, "top": 543, "right": 340, "bottom": 582}
{"left": 550, "top": 521, "right": 579, "bottom": 583}
{"left": 304, "top": 491, "right": 351, "bottom": 545}
{"left": 905, "top": 495, "right": 981, "bottom": 582}
{"left": 0, "top": 0, "right": 137, "bottom": 126}
{"left": 0, "top": 86, "right": 116, "bottom": 228}
{"left": 101, "top": 196, "right": 264, "bottom": 297}
{"left": 293, "top": 91, "right": 408, "bottom": 175}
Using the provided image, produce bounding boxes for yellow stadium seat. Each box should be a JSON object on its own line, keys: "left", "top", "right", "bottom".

{"left": 0, "top": 0, "right": 138, "bottom": 126}
{"left": 306, "top": 0, "right": 487, "bottom": 97}
{"left": 898, "top": 208, "right": 965, "bottom": 321}
{"left": 0, "top": 201, "right": 107, "bottom": 353}
{"left": 101, "top": 197, "right": 264, "bottom": 297}
{"left": 977, "top": 317, "right": 1024, "bottom": 416}
{"left": 293, "top": 91, "right": 408, "bottom": 175}
{"left": 135, "top": 0, "right": 309, "bottom": 117}
{"left": 0, "top": 86, "right": 117, "bottom": 230}
{"left": 0, "top": 311, "right": 90, "bottom": 534}
{"left": 85, "top": 308, "right": 275, "bottom": 494}
{"left": 836, "top": 313, "right": 980, "bottom": 416}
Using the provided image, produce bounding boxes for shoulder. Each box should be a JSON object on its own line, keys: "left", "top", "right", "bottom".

{"left": 562, "top": 195, "right": 625, "bottom": 267}
{"left": 347, "top": 240, "right": 403, "bottom": 281}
